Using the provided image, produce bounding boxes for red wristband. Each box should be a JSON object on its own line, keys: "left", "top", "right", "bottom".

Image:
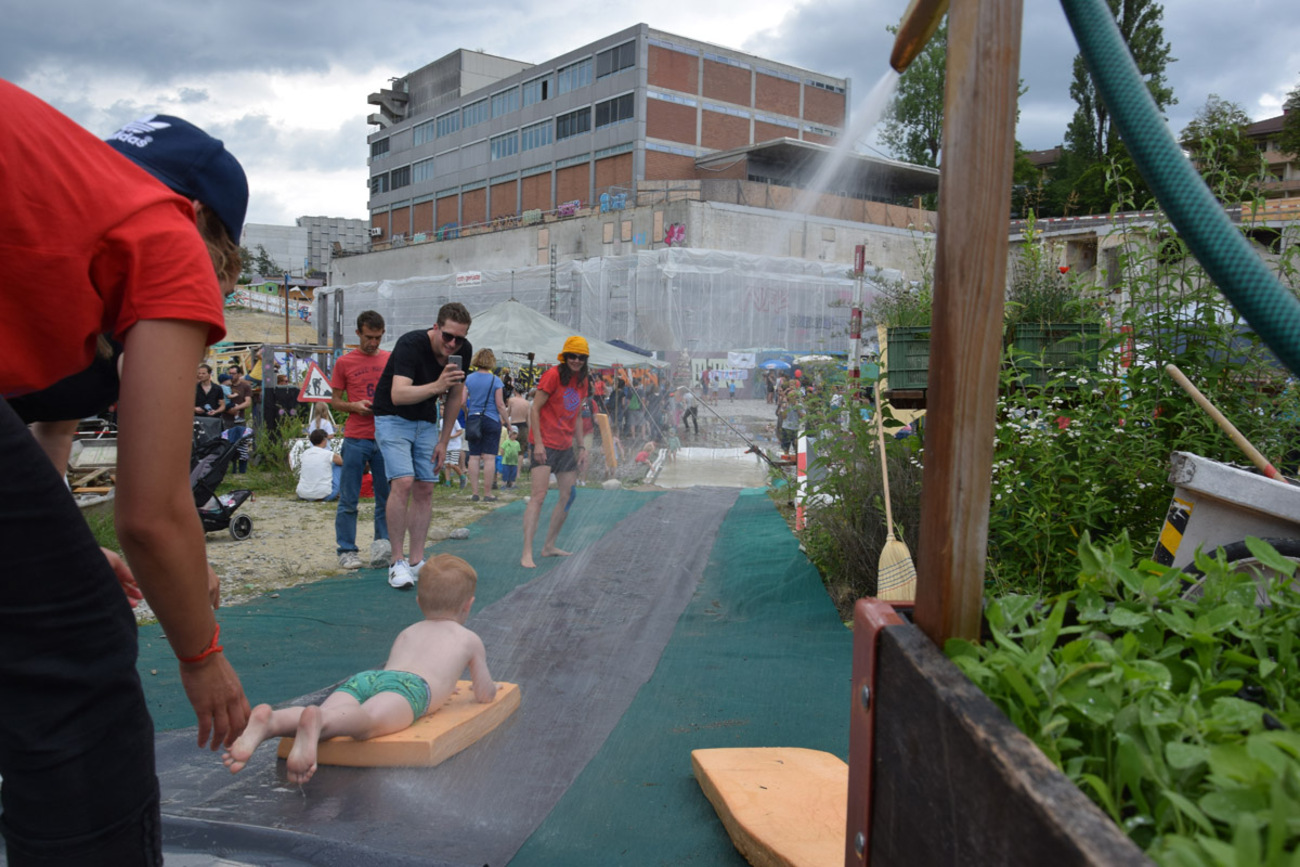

{"left": 178, "top": 623, "right": 223, "bottom": 664}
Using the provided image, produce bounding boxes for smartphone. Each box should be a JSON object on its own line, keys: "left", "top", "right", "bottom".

{"left": 447, "top": 356, "right": 462, "bottom": 371}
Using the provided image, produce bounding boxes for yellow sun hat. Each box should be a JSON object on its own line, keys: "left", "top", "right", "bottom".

{"left": 558, "top": 335, "right": 590, "bottom": 361}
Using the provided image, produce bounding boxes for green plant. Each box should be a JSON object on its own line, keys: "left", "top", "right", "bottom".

{"left": 947, "top": 535, "right": 1300, "bottom": 864}
{"left": 1006, "top": 211, "right": 1096, "bottom": 326}
{"left": 796, "top": 386, "right": 923, "bottom": 618}
{"left": 867, "top": 228, "right": 935, "bottom": 329}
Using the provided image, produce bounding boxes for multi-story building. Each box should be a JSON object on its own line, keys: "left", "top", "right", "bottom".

{"left": 297, "top": 215, "right": 372, "bottom": 273}
{"left": 365, "top": 24, "right": 872, "bottom": 242}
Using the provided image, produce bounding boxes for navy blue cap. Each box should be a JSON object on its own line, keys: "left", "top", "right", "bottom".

{"left": 105, "top": 115, "right": 249, "bottom": 244}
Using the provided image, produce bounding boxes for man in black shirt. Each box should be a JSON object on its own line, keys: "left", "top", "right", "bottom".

{"left": 371, "top": 302, "right": 472, "bottom": 589}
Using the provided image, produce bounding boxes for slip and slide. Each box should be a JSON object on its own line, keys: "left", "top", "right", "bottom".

{"left": 147, "top": 486, "right": 853, "bottom": 866}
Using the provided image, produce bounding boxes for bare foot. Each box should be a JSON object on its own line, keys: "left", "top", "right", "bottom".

{"left": 521, "top": 554, "right": 536, "bottom": 568}
{"left": 286, "top": 705, "right": 322, "bottom": 784}
{"left": 540, "top": 546, "right": 571, "bottom": 558}
{"left": 223, "top": 703, "right": 273, "bottom": 774}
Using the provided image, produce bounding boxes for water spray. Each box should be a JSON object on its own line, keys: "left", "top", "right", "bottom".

{"left": 680, "top": 388, "right": 785, "bottom": 473}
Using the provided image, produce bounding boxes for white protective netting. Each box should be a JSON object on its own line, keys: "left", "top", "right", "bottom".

{"left": 315, "top": 247, "right": 899, "bottom": 355}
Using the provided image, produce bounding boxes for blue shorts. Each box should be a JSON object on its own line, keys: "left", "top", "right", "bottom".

{"left": 467, "top": 417, "right": 502, "bottom": 457}
{"left": 335, "top": 669, "right": 432, "bottom": 719}
{"left": 374, "top": 415, "right": 438, "bottom": 483}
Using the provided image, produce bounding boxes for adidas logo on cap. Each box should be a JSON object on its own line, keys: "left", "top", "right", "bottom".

{"left": 109, "top": 118, "right": 173, "bottom": 149}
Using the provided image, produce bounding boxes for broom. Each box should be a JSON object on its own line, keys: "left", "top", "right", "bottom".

{"left": 874, "top": 400, "right": 917, "bottom": 602}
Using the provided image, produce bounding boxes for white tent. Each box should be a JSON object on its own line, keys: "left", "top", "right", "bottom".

{"left": 462, "top": 300, "right": 667, "bottom": 369}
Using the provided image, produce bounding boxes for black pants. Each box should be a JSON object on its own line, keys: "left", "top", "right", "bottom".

{"left": 682, "top": 406, "right": 699, "bottom": 434}
{"left": 0, "top": 398, "right": 162, "bottom": 866}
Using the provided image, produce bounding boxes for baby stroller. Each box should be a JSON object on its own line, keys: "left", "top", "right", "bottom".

{"left": 191, "top": 424, "right": 254, "bottom": 540}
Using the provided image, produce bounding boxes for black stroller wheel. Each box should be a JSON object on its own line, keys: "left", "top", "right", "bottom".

{"left": 230, "top": 514, "right": 253, "bottom": 541}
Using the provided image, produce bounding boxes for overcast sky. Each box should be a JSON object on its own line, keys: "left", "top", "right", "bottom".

{"left": 5, "top": 1, "right": 1296, "bottom": 226}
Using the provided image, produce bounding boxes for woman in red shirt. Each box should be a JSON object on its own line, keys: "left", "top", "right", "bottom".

{"left": 520, "top": 337, "right": 590, "bottom": 568}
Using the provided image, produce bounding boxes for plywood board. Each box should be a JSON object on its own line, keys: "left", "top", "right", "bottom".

{"left": 692, "top": 747, "right": 847, "bottom": 867}
{"left": 277, "top": 681, "right": 520, "bottom": 768}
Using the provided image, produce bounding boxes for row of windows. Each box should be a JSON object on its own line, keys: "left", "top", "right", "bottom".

{"left": 556, "top": 57, "right": 592, "bottom": 96}
{"left": 436, "top": 112, "right": 460, "bottom": 138}
{"left": 370, "top": 138, "right": 390, "bottom": 158}
{"left": 413, "top": 120, "right": 435, "bottom": 146}
{"left": 463, "top": 98, "right": 490, "bottom": 128}
{"left": 373, "top": 94, "right": 637, "bottom": 187}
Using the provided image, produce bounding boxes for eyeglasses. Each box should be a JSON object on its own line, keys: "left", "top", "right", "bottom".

{"left": 440, "top": 329, "right": 466, "bottom": 346}
{"left": 564, "top": 353, "right": 588, "bottom": 362}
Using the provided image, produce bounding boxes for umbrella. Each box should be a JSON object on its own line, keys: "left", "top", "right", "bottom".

{"left": 795, "top": 354, "right": 834, "bottom": 364}
{"left": 759, "top": 359, "right": 791, "bottom": 370}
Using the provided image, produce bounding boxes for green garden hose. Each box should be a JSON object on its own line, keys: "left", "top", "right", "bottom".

{"left": 1060, "top": 0, "right": 1300, "bottom": 376}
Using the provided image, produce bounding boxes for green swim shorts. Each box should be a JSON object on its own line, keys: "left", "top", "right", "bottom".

{"left": 335, "top": 669, "right": 432, "bottom": 719}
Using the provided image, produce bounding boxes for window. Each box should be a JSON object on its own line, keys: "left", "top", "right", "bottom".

{"left": 556, "top": 58, "right": 592, "bottom": 95}
{"left": 595, "top": 93, "right": 634, "bottom": 129}
{"left": 556, "top": 107, "right": 591, "bottom": 140}
{"left": 412, "top": 120, "right": 435, "bottom": 146}
{"left": 491, "top": 88, "right": 519, "bottom": 118}
{"left": 462, "top": 98, "right": 490, "bottom": 128}
{"left": 369, "top": 173, "right": 389, "bottom": 195}
{"left": 412, "top": 157, "right": 435, "bottom": 183}
{"left": 523, "top": 75, "right": 550, "bottom": 106}
{"left": 390, "top": 165, "right": 411, "bottom": 190}
{"left": 490, "top": 131, "right": 519, "bottom": 160}
{"left": 596, "top": 41, "right": 636, "bottom": 79}
{"left": 436, "top": 111, "right": 460, "bottom": 138}
{"left": 520, "top": 120, "right": 553, "bottom": 152}
{"left": 370, "top": 138, "right": 390, "bottom": 158}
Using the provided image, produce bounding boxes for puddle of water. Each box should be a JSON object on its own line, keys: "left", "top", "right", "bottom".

{"left": 650, "top": 447, "right": 771, "bottom": 489}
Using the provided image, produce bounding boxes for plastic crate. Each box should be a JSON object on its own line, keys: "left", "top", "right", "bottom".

{"left": 886, "top": 326, "right": 931, "bottom": 391}
{"left": 1008, "top": 323, "right": 1101, "bottom": 386}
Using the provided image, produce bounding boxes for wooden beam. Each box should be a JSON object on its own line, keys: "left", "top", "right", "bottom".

{"left": 914, "top": 0, "right": 1023, "bottom": 644}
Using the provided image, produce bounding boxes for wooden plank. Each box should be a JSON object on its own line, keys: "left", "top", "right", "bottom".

{"left": 72, "top": 486, "right": 113, "bottom": 494}
{"left": 693, "top": 747, "right": 847, "bottom": 867}
{"left": 276, "top": 681, "right": 520, "bottom": 768}
{"left": 914, "top": 0, "right": 1023, "bottom": 644}
{"left": 868, "top": 627, "right": 1151, "bottom": 866}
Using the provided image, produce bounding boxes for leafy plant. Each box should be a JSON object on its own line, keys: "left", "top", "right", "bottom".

{"left": 795, "top": 383, "right": 923, "bottom": 617}
{"left": 1006, "top": 211, "right": 1097, "bottom": 326}
{"left": 947, "top": 535, "right": 1300, "bottom": 864}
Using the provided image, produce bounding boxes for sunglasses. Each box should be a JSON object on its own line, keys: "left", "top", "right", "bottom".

{"left": 564, "top": 353, "right": 588, "bottom": 362}
{"left": 440, "top": 329, "right": 466, "bottom": 346}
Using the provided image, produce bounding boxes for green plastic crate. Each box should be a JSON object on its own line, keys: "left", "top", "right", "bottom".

{"left": 886, "top": 326, "right": 931, "bottom": 391}
{"left": 1008, "top": 323, "right": 1101, "bottom": 386}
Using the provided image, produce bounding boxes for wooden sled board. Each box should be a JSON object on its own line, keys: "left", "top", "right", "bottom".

{"left": 277, "top": 681, "right": 520, "bottom": 767}
{"left": 692, "top": 747, "right": 847, "bottom": 867}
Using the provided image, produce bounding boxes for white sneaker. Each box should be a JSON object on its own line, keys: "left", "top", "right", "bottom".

{"left": 369, "top": 539, "right": 391, "bottom": 567}
{"left": 388, "top": 560, "right": 415, "bottom": 590}
{"left": 410, "top": 559, "right": 425, "bottom": 579}
{"left": 337, "top": 551, "right": 363, "bottom": 570}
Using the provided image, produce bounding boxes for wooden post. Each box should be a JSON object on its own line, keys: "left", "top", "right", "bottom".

{"left": 913, "top": 0, "right": 1023, "bottom": 644}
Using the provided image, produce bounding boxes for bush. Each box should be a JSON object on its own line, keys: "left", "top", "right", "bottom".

{"left": 797, "top": 391, "right": 923, "bottom": 617}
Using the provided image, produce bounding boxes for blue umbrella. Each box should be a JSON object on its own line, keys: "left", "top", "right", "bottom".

{"left": 759, "top": 359, "right": 791, "bottom": 370}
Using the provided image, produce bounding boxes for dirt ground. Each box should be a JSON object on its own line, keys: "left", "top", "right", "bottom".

{"left": 133, "top": 485, "right": 520, "bottom": 623}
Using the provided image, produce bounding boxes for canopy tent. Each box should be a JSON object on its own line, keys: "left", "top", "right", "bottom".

{"left": 455, "top": 300, "right": 668, "bottom": 369}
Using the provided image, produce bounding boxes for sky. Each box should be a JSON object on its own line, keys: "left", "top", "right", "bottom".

{"left": 5, "top": 1, "right": 1296, "bottom": 227}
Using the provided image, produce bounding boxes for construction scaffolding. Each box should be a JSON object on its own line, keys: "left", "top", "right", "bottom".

{"left": 315, "top": 247, "right": 900, "bottom": 355}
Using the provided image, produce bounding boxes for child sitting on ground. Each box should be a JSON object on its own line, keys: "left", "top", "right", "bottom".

{"left": 294, "top": 428, "right": 342, "bottom": 501}
{"left": 222, "top": 554, "right": 498, "bottom": 784}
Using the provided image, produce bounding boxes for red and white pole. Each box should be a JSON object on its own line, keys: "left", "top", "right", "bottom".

{"left": 849, "top": 245, "right": 865, "bottom": 381}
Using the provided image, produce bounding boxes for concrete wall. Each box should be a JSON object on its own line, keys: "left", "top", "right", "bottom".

{"left": 329, "top": 197, "right": 933, "bottom": 286}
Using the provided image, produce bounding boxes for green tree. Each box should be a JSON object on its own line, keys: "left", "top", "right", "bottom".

{"left": 1057, "top": 0, "right": 1176, "bottom": 214}
{"left": 1180, "top": 94, "right": 1258, "bottom": 190}
{"left": 880, "top": 21, "right": 947, "bottom": 168}
{"left": 249, "top": 244, "right": 281, "bottom": 278}
{"left": 1279, "top": 82, "right": 1300, "bottom": 158}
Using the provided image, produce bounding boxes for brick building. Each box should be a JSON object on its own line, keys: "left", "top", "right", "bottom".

{"left": 363, "top": 24, "right": 925, "bottom": 243}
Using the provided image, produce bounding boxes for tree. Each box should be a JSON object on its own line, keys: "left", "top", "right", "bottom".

{"left": 1180, "top": 94, "right": 1258, "bottom": 189}
{"left": 249, "top": 244, "right": 281, "bottom": 278}
{"left": 1064, "top": 0, "right": 1176, "bottom": 162}
{"left": 1279, "top": 82, "right": 1300, "bottom": 158}
{"left": 880, "top": 21, "right": 947, "bottom": 168}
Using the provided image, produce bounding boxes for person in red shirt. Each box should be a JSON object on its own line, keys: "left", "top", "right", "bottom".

{"left": 521, "top": 336, "right": 591, "bottom": 568}
{"left": 0, "top": 83, "right": 251, "bottom": 864}
{"left": 330, "top": 310, "right": 393, "bottom": 570}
